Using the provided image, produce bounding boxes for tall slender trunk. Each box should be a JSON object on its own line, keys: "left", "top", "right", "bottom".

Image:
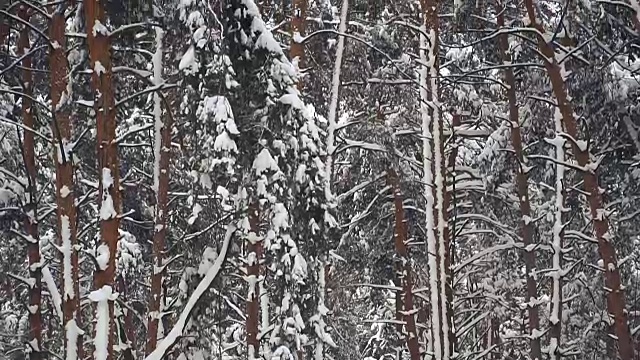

{"left": 495, "top": 2, "right": 542, "bottom": 359}
{"left": 247, "top": 201, "right": 261, "bottom": 359}
{"left": 18, "top": 7, "right": 42, "bottom": 360}
{"left": 290, "top": 0, "right": 306, "bottom": 88}
{"left": 524, "top": 2, "right": 634, "bottom": 359}
{"left": 324, "top": 0, "right": 348, "bottom": 204}
{"left": 147, "top": 25, "right": 171, "bottom": 355}
{"left": 50, "top": 1, "right": 83, "bottom": 359}
{"left": 84, "top": 0, "right": 120, "bottom": 358}
{"left": 549, "top": 100, "right": 565, "bottom": 360}
{"left": 420, "top": 0, "right": 453, "bottom": 357}
{"left": 116, "top": 275, "right": 135, "bottom": 360}
{"left": 317, "top": 1, "right": 348, "bottom": 355}
{"left": 388, "top": 170, "right": 421, "bottom": 360}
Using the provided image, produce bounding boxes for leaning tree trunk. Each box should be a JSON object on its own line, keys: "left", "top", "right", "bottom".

{"left": 388, "top": 169, "right": 421, "bottom": 360}
{"left": 147, "top": 24, "right": 171, "bottom": 355}
{"left": 18, "top": 7, "right": 42, "bottom": 360}
{"left": 524, "top": 1, "right": 634, "bottom": 359}
{"left": 84, "top": 0, "right": 121, "bottom": 358}
{"left": 496, "top": 2, "right": 543, "bottom": 359}
{"left": 49, "top": 1, "right": 83, "bottom": 359}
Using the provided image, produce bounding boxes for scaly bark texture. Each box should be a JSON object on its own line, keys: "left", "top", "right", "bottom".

{"left": 147, "top": 26, "right": 171, "bottom": 355}
{"left": 246, "top": 201, "right": 261, "bottom": 359}
{"left": 18, "top": 7, "right": 42, "bottom": 360}
{"left": 49, "top": 2, "right": 83, "bottom": 359}
{"left": 524, "top": 2, "right": 634, "bottom": 359}
{"left": 496, "top": 2, "right": 542, "bottom": 359}
{"left": 84, "top": 0, "right": 121, "bottom": 358}
{"left": 388, "top": 170, "right": 421, "bottom": 360}
{"left": 290, "top": 0, "right": 306, "bottom": 88}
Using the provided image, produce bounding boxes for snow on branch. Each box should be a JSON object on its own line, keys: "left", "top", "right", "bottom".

{"left": 145, "top": 224, "right": 236, "bottom": 360}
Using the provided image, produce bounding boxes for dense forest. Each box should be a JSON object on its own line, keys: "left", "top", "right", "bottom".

{"left": 0, "top": 0, "right": 640, "bottom": 359}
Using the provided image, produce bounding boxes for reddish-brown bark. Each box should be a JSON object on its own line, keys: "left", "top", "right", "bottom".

{"left": 524, "top": 1, "right": 634, "bottom": 359}
{"left": 246, "top": 201, "right": 261, "bottom": 358}
{"left": 388, "top": 169, "right": 421, "bottom": 360}
{"left": 146, "top": 53, "right": 173, "bottom": 357}
{"left": 49, "top": 2, "right": 83, "bottom": 359}
{"left": 18, "top": 7, "right": 42, "bottom": 359}
{"left": 496, "top": 2, "right": 542, "bottom": 359}
{"left": 84, "top": 0, "right": 120, "bottom": 358}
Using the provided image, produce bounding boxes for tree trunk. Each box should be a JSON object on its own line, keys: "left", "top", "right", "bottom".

{"left": 419, "top": 0, "right": 453, "bottom": 357}
{"left": 147, "top": 25, "right": 171, "bottom": 355}
{"left": 290, "top": 0, "right": 306, "bottom": 88}
{"left": 388, "top": 169, "right": 421, "bottom": 360}
{"left": 524, "top": 1, "right": 634, "bottom": 359}
{"left": 84, "top": 0, "right": 121, "bottom": 358}
{"left": 116, "top": 275, "right": 135, "bottom": 360}
{"left": 0, "top": 20, "right": 9, "bottom": 46}
{"left": 49, "top": 1, "right": 83, "bottom": 359}
{"left": 549, "top": 85, "right": 566, "bottom": 360}
{"left": 495, "top": 2, "right": 542, "bottom": 359}
{"left": 247, "top": 201, "right": 261, "bottom": 359}
{"left": 18, "top": 7, "right": 42, "bottom": 360}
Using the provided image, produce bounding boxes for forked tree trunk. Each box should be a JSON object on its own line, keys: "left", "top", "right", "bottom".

{"left": 524, "top": 2, "right": 634, "bottom": 359}
{"left": 18, "top": 7, "right": 42, "bottom": 360}
{"left": 290, "top": 0, "right": 306, "bottom": 88}
{"left": 49, "top": 2, "right": 83, "bottom": 359}
{"left": 246, "top": 201, "right": 262, "bottom": 359}
{"left": 495, "top": 2, "right": 542, "bottom": 359}
{"left": 147, "top": 25, "right": 171, "bottom": 355}
{"left": 84, "top": 0, "right": 121, "bottom": 358}
{"left": 388, "top": 169, "right": 421, "bottom": 360}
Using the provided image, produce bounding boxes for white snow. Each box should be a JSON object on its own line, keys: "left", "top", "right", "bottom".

{"left": 213, "top": 132, "right": 238, "bottom": 152}
{"left": 65, "top": 319, "right": 84, "bottom": 360}
{"left": 94, "top": 61, "right": 106, "bottom": 76}
{"left": 279, "top": 93, "right": 305, "bottom": 110}
{"left": 152, "top": 26, "right": 164, "bottom": 195}
{"left": 60, "top": 185, "right": 71, "bottom": 198}
{"left": 60, "top": 215, "right": 75, "bottom": 299}
{"left": 145, "top": 225, "right": 235, "bottom": 360}
{"left": 187, "top": 203, "right": 203, "bottom": 225}
{"left": 42, "top": 265, "right": 63, "bottom": 321}
{"left": 253, "top": 149, "right": 280, "bottom": 175}
{"left": 178, "top": 45, "right": 197, "bottom": 72}
{"left": 96, "top": 244, "right": 110, "bottom": 271}
{"left": 99, "top": 168, "right": 117, "bottom": 220}
{"left": 324, "top": 0, "right": 347, "bottom": 205}
{"left": 92, "top": 20, "right": 108, "bottom": 36}
{"left": 89, "top": 285, "right": 117, "bottom": 360}
{"left": 272, "top": 203, "right": 289, "bottom": 231}
{"left": 192, "top": 26, "right": 207, "bottom": 43}
{"left": 197, "top": 247, "right": 218, "bottom": 276}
